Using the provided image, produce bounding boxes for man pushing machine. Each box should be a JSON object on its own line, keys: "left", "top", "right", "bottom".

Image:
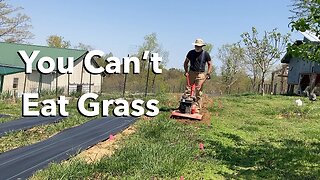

{"left": 183, "top": 38, "right": 213, "bottom": 112}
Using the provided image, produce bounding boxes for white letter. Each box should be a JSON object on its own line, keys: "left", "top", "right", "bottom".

{"left": 123, "top": 57, "right": 140, "bottom": 74}
{"left": 150, "top": 53, "right": 162, "bottom": 74}
{"left": 38, "top": 57, "right": 55, "bottom": 74}
{"left": 18, "top": 50, "right": 40, "bottom": 74}
{"left": 130, "top": 99, "right": 144, "bottom": 117}
{"left": 84, "top": 50, "right": 104, "bottom": 74}
{"left": 57, "top": 96, "right": 69, "bottom": 116}
{"left": 102, "top": 100, "right": 115, "bottom": 116}
{"left": 22, "top": 93, "right": 39, "bottom": 116}
{"left": 113, "top": 99, "right": 130, "bottom": 116}
{"left": 57, "top": 57, "right": 74, "bottom": 74}
{"left": 77, "top": 93, "right": 99, "bottom": 117}
{"left": 40, "top": 99, "right": 56, "bottom": 116}
{"left": 145, "top": 99, "right": 159, "bottom": 117}
{"left": 105, "top": 57, "right": 121, "bottom": 74}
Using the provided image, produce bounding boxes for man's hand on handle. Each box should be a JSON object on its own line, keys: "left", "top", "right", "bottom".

{"left": 206, "top": 73, "right": 211, "bottom": 80}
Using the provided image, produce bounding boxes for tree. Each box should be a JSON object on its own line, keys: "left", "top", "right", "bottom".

{"left": 95, "top": 52, "right": 113, "bottom": 69}
{"left": 290, "top": 0, "right": 319, "bottom": 33}
{"left": 243, "top": 46, "right": 261, "bottom": 92}
{"left": 241, "top": 27, "right": 290, "bottom": 95}
{"left": 0, "top": 0, "right": 33, "bottom": 43}
{"left": 203, "top": 43, "right": 217, "bottom": 75}
{"left": 134, "top": 33, "right": 169, "bottom": 94}
{"left": 203, "top": 43, "right": 213, "bottom": 54}
{"left": 74, "top": 42, "right": 111, "bottom": 68}
{"left": 74, "top": 42, "right": 93, "bottom": 51}
{"left": 288, "top": 0, "right": 320, "bottom": 62}
{"left": 135, "top": 33, "right": 169, "bottom": 69}
{"left": 218, "top": 43, "right": 245, "bottom": 94}
{"left": 46, "top": 35, "right": 71, "bottom": 48}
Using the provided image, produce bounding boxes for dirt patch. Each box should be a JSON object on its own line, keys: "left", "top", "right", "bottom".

{"left": 174, "top": 94, "right": 214, "bottom": 126}
{"left": 77, "top": 126, "right": 136, "bottom": 163}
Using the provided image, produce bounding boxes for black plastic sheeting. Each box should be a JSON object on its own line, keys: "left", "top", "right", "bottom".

{"left": 0, "top": 116, "right": 136, "bottom": 180}
{"left": 0, "top": 114, "right": 10, "bottom": 118}
{"left": 0, "top": 116, "right": 65, "bottom": 137}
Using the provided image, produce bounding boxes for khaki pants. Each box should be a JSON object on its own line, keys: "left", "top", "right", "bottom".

{"left": 185, "top": 71, "right": 206, "bottom": 108}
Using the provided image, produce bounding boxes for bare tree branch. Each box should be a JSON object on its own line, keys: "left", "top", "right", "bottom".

{"left": 0, "top": 0, "right": 33, "bottom": 43}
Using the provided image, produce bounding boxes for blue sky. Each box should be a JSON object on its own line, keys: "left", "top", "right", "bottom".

{"left": 9, "top": 0, "right": 303, "bottom": 70}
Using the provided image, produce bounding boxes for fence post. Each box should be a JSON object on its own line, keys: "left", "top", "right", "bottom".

{"left": 55, "top": 59, "right": 58, "bottom": 99}
{"left": 145, "top": 53, "right": 151, "bottom": 98}
{"left": 122, "top": 54, "right": 129, "bottom": 98}
{"left": 23, "top": 74, "right": 27, "bottom": 94}
{"left": 68, "top": 73, "right": 70, "bottom": 96}
{"left": 38, "top": 73, "right": 42, "bottom": 97}
{"left": 89, "top": 73, "right": 92, "bottom": 93}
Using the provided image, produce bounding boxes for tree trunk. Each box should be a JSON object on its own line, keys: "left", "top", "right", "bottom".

{"left": 225, "top": 86, "right": 230, "bottom": 94}
{"left": 151, "top": 74, "right": 157, "bottom": 93}
{"left": 261, "top": 71, "right": 266, "bottom": 96}
{"left": 251, "top": 72, "right": 257, "bottom": 93}
{"left": 271, "top": 72, "right": 275, "bottom": 94}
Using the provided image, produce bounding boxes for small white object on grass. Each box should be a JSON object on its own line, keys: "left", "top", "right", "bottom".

{"left": 295, "top": 99, "right": 303, "bottom": 106}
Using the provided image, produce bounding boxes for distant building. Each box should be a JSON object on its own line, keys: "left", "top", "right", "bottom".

{"left": 0, "top": 42, "right": 103, "bottom": 96}
{"left": 281, "top": 31, "right": 320, "bottom": 95}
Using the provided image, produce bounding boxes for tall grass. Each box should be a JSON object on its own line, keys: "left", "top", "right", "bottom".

{"left": 0, "top": 90, "right": 12, "bottom": 100}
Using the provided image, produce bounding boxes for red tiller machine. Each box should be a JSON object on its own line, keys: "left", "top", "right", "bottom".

{"left": 170, "top": 74, "right": 207, "bottom": 120}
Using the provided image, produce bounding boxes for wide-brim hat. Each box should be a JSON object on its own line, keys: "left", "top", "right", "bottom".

{"left": 192, "top": 38, "right": 206, "bottom": 46}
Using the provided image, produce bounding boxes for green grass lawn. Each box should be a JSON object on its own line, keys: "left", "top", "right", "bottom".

{"left": 0, "top": 99, "right": 21, "bottom": 123}
{"left": 1, "top": 94, "right": 319, "bottom": 179}
{"left": 28, "top": 94, "right": 320, "bottom": 179}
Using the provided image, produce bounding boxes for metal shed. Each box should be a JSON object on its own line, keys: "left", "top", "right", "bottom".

{"left": 281, "top": 31, "right": 320, "bottom": 95}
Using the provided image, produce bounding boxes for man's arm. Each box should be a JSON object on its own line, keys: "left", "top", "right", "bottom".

{"left": 207, "top": 60, "right": 212, "bottom": 74}
{"left": 206, "top": 60, "right": 213, "bottom": 79}
{"left": 184, "top": 58, "right": 190, "bottom": 76}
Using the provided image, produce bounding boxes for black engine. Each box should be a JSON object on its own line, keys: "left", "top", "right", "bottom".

{"left": 178, "top": 95, "right": 194, "bottom": 113}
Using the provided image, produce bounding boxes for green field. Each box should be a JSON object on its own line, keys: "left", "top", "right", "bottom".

{"left": 1, "top": 94, "right": 320, "bottom": 179}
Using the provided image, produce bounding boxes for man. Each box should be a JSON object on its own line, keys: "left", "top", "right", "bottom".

{"left": 184, "top": 38, "right": 212, "bottom": 110}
